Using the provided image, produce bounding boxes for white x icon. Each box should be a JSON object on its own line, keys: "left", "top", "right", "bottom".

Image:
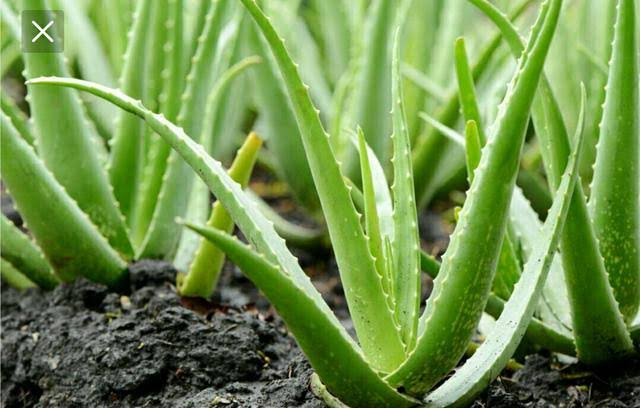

{"left": 31, "top": 20, "right": 54, "bottom": 43}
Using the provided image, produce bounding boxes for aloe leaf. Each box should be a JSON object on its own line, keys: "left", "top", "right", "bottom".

{"left": 464, "top": 120, "right": 482, "bottom": 182}
{"left": 308, "top": 0, "right": 351, "bottom": 85}
{"left": 402, "top": 0, "right": 448, "bottom": 139}
{"left": 419, "top": 243, "right": 575, "bottom": 357}
{"left": 390, "top": 31, "right": 421, "bottom": 350}
{"left": 0, "top": 214, "right": 58, "bottom": 290}
{"left": 589, "top": 0, "right": 639, "bottom": 322}
{"left": 351, "top": 131, "right": 394, "bottom": 242}
{"left": 25, "top": 78, "right": 308, "bottom": 288}
{"left": 139, "top": 0, "right": 240, "bottom": 258}
{"left": 470, "top": 0, "right": 634, "bottom": 363}
{"left": 1, "top": 258, "right": 36, "bottom": 291}
{"left": 247, "top": 19, "right": 320, "bottom": 213}
{"left": 185, "top": 0, "right": 212, "bottom": 73}
{"left": 455, "top": 46, "right": 523, "bottom": 301}
{"left": 265, "top": 0, "right": 333, "bottom": 117}
{"left": 129, "top": 0, "right": 184, "bottom": 246}
{"left": 345, "top": 0, "right": 395, "bottom": 169}
{"left": 248, "top": 192, "right": 326, "bottom": 250}
{"left": 54, "top": 0, "right": 117, "bottom": 138}
{"left": 1, "top": 113, "right": 127, "bottom": 286}
{"left": 509, "top": 188, "right": 573, "bottom": 335}
{"left": 418, "top": 112, "right": 466, "bottom": 146}
{"left": 240, "top": 0, "right": 405, "bottom": 371}
{"left": 454, "top": 37, "right": 487, "bottom": 145}
{"left": 357, "top": 128, "right": 390, "bottom": 301}
{"left": 21, "top": 0, "right": 133, "bottom": 259}
{"left": 1, "top": 94, "right": 35, "bottom": 146}
{"left": 387, "top": 0, "right": 563, "bottom": 395}
{"left": 424, "top": 89, "right": 587, "bottom": 407}
{"left": 401, "top": 64, "right": 447, "bottom": 103}
{"left": 412, "top": 0, "right": 534, "bottom": 208}
{"left": 173, "top": 55, "right": 262, "bottom": 272}
{"left": 179, "top": 133, "right": 262, "bottom": 298}
{"left": 109, "top": 0, "right": 153, "bottom": 224}
{"left": 183, "top": 223, "right": 416, "bottom": 408}
{"left": 207, "top": 19, "right": 252, "bottom": 160}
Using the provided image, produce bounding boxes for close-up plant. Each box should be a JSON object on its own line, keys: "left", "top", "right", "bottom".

{"left": 1, "top": 0, "right": 639, "bottom": 407}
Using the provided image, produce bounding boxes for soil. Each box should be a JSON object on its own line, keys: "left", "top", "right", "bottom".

{"left": 2, "top": 193, "right": 639, "bottom": 407}
{"left": 1, "top": 260, "right": 324, "bottom": 408}
{"left": 475, "top": 354, "right": 640, "bottom": 408}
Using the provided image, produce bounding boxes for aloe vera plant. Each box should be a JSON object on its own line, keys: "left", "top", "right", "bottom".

{"left": 0, "top": 0, "right": 267, "bottom": 296}
{"left": 467, "top": 0, "right": 640, "bottom": 366}
{"left": 24, "top": 0, "right": 579, "bottom": 404}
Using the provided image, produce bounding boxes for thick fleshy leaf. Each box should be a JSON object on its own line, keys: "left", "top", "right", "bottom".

{"left": 0, "top": 214, "right": 58, "bottom": 290}
{"left": 240, "top": 0, "right": 405, "bottom": 372}
{"left": 387, "top": 0, "right": 563, "bottom": 395}
{"left": 179, "top": 132, "right": 262, "bottom": 298}
{"left": 390, "top": 31, "right": 421, "bottom": 350}
{"left": 424, "top": 87, "right": 586, "bottom": 407}
{"left": 1, "top": 113, "right": 127, "bottom": 286}
{"left": 589, "top": 0, "right": 639, "bottom": 322}
{"left": 469, "top": 0, "right": 634, "bottom": 364}
{"left": 109, "top": 0, "right": 153, "bottom": 223}
{"left": 21, "top": 0, "right": 133, "bottom": 259}
{"left": 139, "top": 0, "right": 240, "bottom": 258}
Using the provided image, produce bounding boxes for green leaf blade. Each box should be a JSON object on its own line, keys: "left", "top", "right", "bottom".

{"left": 182, "top": 224, "right": 416, "bottom": 408}
{"left": 240, "top": 0, "right": 405, "bottom": 372}
{"left": 1, "top": 113, "right": 127, "bottom": 287}
{"left": 108, "top": 0, "right": 153, "bottom": 223}
{"left": 179, "top": 132, "right": 263, "bottom": 298}
{"left": 390, "top": 31, "right": 421, "bottom": 351}
{"left": 589, "top": 0, "right": 640, "bottom": 322}
{"left": 21, "top": 0, "right": 133, "bottom": 259}
{"left": 0, "top": 214, "right": 59, "bottom": 290}
{"left": 424, "top": 87, "right": 587, "bottom": 408}
{"left": 387, "top": 0, "right": 563, "bottom": 395}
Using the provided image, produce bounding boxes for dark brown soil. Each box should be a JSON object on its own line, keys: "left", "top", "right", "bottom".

{"left": 474, "top": 354, "right": 640, "bottom": 407}
{"left": 1, "top": 261, "right": 323, "bottom": 408}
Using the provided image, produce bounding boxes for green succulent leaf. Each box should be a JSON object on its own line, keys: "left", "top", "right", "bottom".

{"left": 182, "top": 223, "right": 417, "bottom": 408}
{"left": 424, "top": 86, "right": 587, "bottom": 407}
{"left": 387, "top": 0, "right": 563, "bottom": 394}
{"left": 109, "top": 0, "right": 153, "bottom": 223}
{"left": 1, "top": 94, "right": 35, "bottom": 146}
{"left": 357, "top": 128, "right": 392, "bottom": 303}
{"left": 412, "top": 0, "right": 535, "bottom": 208}
{"left": 173, "top": 55, "right": 262, "bottom": 277}
{"left": 129, "top": 0, "right": 184, "bottom": 246}
{"left": 139, "top": 0, "right": 240, "bottom": 258}
{"left": 240, "top": 0, "right": 405, "bottom": 372}
{"left": 390, "top": 31, "right": 421, "bottom": 350}
{"left": 179, "top": 132, "right": 262, "bottom": 298}
{"left": 247, "top": 19, "right": 320, "bottom": 212}
{"left": 1, "top": 113, "right": 127, "bottom": 287}
{"left": 470, "top": 0, "right": 635, "bottom": 364}
{"left": 25, "top": 76, "right": 415, "bottom": 407}
{"left": 0, "top": 214, "right": 59, "bottom": 290}
{"left": 1, "top": 258, "right": 36, "bottom": 291}
{"left": 589, "top": 0, "right": 639, "bottom": 322}
{"left": 454, "top": 37, "right": 487, "bottom": 145}
{"left": 55, "top": 0, "right": 117, "bottom": 138}
{"left": 21, "top": 0, "right": 133, "bottom": 260}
